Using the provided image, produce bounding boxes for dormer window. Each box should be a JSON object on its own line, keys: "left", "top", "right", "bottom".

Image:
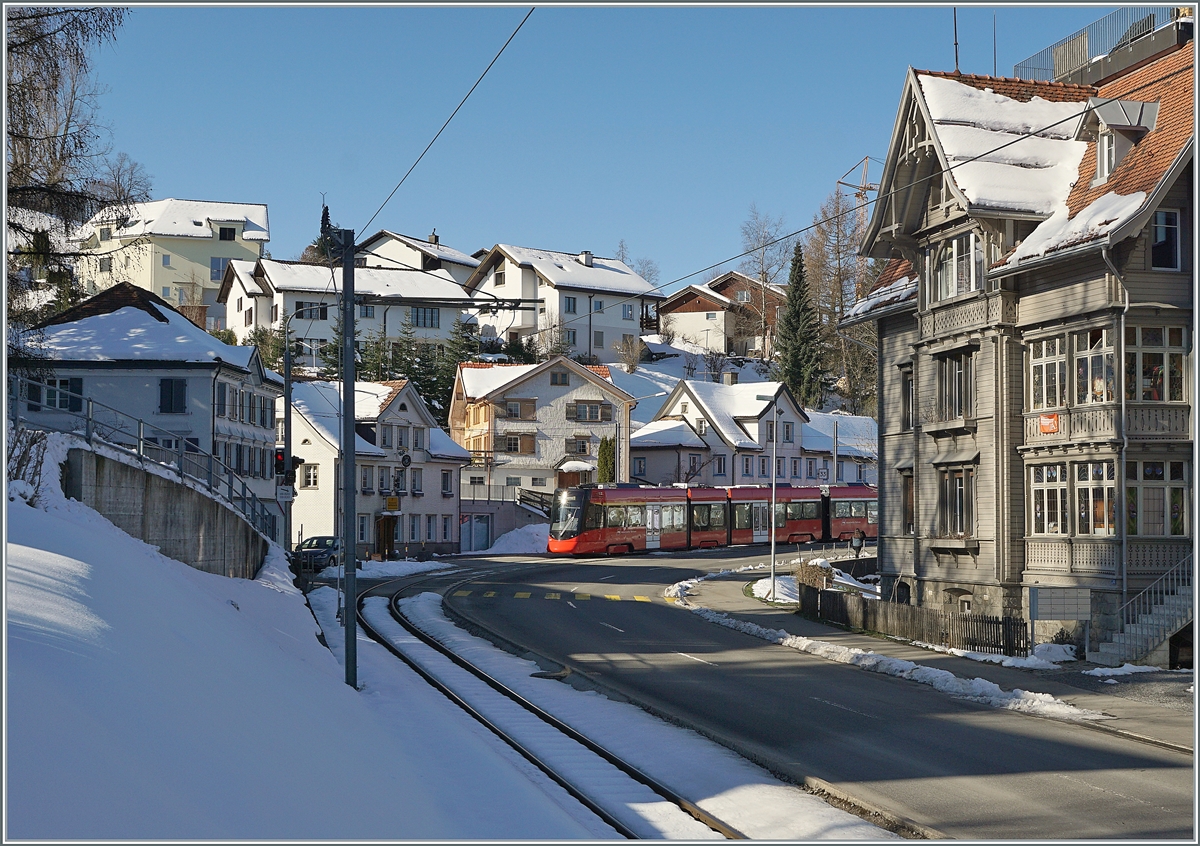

{"left": 99, "top": 227, "right": 112, "bottom": 241}
{"left": 929, "top": 232, "right": 984, "bottom": 302}
{"left": 1098, "top": 131, "right": 1116, "bottom": 179}
{"left": 219, "top": 226, "right": 236, "bottom": 241}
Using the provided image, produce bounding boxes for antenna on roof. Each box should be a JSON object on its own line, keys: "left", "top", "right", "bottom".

{"left": 993, "top": 12, "right": 997, "bottom": 77}
{"left": 953, "top": 7, "right": 960, "bottom": 73}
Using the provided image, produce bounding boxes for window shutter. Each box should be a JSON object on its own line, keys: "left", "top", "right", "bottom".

{"left": 159, "top": 379, "right": 172, "bottom": 414}
{"left": 520, "top": 434, "right": 535, "bottom": 454}
{"left": 174, "top": 380, "right": 186, "bottom": 414}
{"left": 521, "top": 400, "right": 535, "bottom": 420}
{"left": 566, "top": 403, "right": 577, "bottom": 420}
{"left": 27, "top": 381, "right": 42, "bottom": 413}
{"left": 68, "top": 378, "right": 83, "bottom": 412}
{"left": 601, "top": 403, "right": 613, "bottom": 422}
{"left": 216, "top": 383, "right": 226, "bottom": 417}
{"left": 564, "top": 438, "right": 575, "bottom": 453}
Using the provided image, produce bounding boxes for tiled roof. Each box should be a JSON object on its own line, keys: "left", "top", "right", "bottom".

{"left": 914, "top": 69, "right": 1096, "bottom": 103}
{"left": 842, "top": 257, "right": 918, "bottom": 325}
{"left": 37, "top": 281, "right": 171, "bottom": 328}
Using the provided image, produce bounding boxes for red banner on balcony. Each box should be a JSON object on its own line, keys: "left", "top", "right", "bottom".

{"left": 1039, "top": 413, "right": 1060, "bottom": 434}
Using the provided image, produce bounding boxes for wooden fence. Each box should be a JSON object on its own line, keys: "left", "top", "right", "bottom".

{"left": 799, "top": 586, "right": 1030, "bottom": 657}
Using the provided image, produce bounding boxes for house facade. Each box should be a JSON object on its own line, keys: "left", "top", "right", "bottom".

{"left": 21, "top": 282, "right": 283, "bottom": 530}
{"left": 849, "top": 35, "right": 1193, "bottom": 650}
{"left": 356, "top": 229, "right": 481, "bottom": 285}
{"left": 657, "top": 284, "right": 734, "bottom": 354}
{"left": 659, "top": 270, "right": 787, "bottom": 357}
{"left": 72, "top": 199, "right": 269, "bottom": 330}
{"left": 463, "top": 245, "right": 664, "bottom": 364}
{"left": 288, "top": 380, "right": 469, "bottom": 558}
{"left": 448, "top": 357, "right": 634, "bottom": 490}
{"left": 218, "top": 258, "right": 477, "bottom": 370}
{"left": 631, "top": 380, "right": 809, "bottom": 487}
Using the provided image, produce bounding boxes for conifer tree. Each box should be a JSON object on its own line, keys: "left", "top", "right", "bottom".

{"left": 775, "top": 243, "right": 825, "bottom": 409}
{"left": 597, "top": 436, "right": 615, "bottom": 484}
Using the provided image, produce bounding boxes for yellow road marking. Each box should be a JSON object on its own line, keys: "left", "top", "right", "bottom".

{"left": 545, "top": 592, "right": 561, "bottom": 600}
{"left": 515, "top": 591, "right": 531, "bottom": 599}
{"left": 634, "top": 596, "right": 651, "bottom": 602}
{"left": 575, "top": 593, "right": 591, "bottom": 600}
{"left": 453, "top": 590, "right": 471, "bottom": 597}
{"left": 605, "top": 595, "right": 621, "bottom": 601}
{"left": 483, "top": 591, "right": 496, "bottom": 598}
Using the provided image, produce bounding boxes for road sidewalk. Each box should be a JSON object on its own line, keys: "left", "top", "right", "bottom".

{"left": 684, "top": 572, "right": 1195, "bottom": 754}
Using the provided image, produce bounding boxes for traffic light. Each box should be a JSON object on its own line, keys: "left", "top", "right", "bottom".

{"left": 284, "top": 455, "right": 304, "bottom": 485}
{"left": 274, "top": 448, "right": 286, "bottom": 475}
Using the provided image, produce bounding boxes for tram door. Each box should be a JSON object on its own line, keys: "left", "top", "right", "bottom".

{"left": 646, "top": 504, "right": 662, "bottom": 550}
{"left": 752, "top": 502, "right": 770, "bottom": 543}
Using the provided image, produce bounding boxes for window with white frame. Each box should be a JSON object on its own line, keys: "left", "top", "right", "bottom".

{"left": 494, "top": 268, "right": 505, "bottom": 286}
{"left": 532, "top": 476, "right": 547, "bottom": 486}
{"left": 411, "top": 468, "right": 422, "bottom": 492}
{"left": 360, "top": 304, "right": 375, "bottom": 318}
{"left": 759, "top": 456, "right": 769, "bottom": 477}
{"left": 443, "top": 515, "right": 452, "bottom": 541}
{"left": 714, "top": 455, "right": 726, "bottom": 476}
{"left": 1029, "top": 464, "right": 1068, "bottom": 534}
{"left": 361, "top": 466, "right": 373, "bottom": 492}
{"left": 706, "top": 312, "right": 716, "bottom": 320}
{"left": 938, "top": 466, "right": 974, "bottom": 536}
{"left": 1076, "top": 460, "right": 1116, "bottom": 536}
{"left": 736, "top": 290, "right": 750, "bottom": 303}
{"left": 696, "top": 418, "right": 707, "bottom": 435}
{"left": 622, "top": 304, "right": 634, "bottom": 320}
{"left": 564, "top": 296, "right": 577, "bottom": 313}
{"left": 791, "top": 458, "right": 800, "bottom": 477}
{"left": 302, "top": 464, "right": 319, "bottom": 488}
{"left": 633, "top": 457, "right": 646, "bottom": 477}
{"left": 505, "top": 435, "right": 520, "bottom": 453}
{"left": 410, "top": 514, "right": 419, "bottom": 541}
{"left": 930, "top": 232, "right": 984, "bottom": 301}
{"left": 1151, "top": 210, "right": 1180, "bottom": 270}
{"left": 442, "top": 470, "right": 453, "bottom": 494}
{"left": 1124, "top": 326, "right": 1186, "bottom": 402}
{"left": 506, "top": 401, "right": 521, "bottom": 419}
{"left": 358, "top": 514, "right": 370, "bottom": 543}
{"left": 1075, "top": 328, "right": 1115, "bottom": 404}
{"left": 743, "top": 456, "right": 753, "bottom": 477}
{"left": 936, "top": 351, "right": 973, "bottom": 420}
{"left": 505, "top": 476, "right": 521, "bottom": 487}
{"left": 427, "top": 514, "right": 436, "bottom": 541}
{"left": 1126, "top": 460, "right": 1189, "bottom": 536}
{"left": 380, "top": 425, "right": 392, "bottom": 448}
{"left": 783, "top": 422, "right": 793, "bottom": 442}
{"left": 1098, "top": 130, "right": 1116, "bottom": 179}
{"left": 1029, "top": 336, "right": 1067, "bottom": 410}
{"left": 807, "top": 458, "right": 816, "bottom": 478}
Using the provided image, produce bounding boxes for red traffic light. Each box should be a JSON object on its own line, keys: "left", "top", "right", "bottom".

{"left": 274, "top": 448, "right": 286, "bottom": 475}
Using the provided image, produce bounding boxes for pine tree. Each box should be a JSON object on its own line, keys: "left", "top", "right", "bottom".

{"left": 597, "top": 436, "right": 615, "bottom": 483}
{"left": 425, "top": 316, "right": 479, "bottom": 426}
{"left": 358, "top": 324, "right": 395, "bottom": 382}
{"left": 243, "top": 325, "right": 287, "bottom": 373}
{"left": 775, "top": 243, "right": 825, "bottom": 408}
{"left": 319, "top": 307, "right": 360, "bottom": 379}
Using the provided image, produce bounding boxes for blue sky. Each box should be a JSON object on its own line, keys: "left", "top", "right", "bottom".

{"left": 90, "top": 4, "right": 1118, "bottom": 293}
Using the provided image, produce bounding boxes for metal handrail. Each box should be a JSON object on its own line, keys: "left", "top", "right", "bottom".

{"left": 8, "top": 374, "right": 277, "bottom": 539}
{"left": 1115, "top": 553, "right": 1192, "bottom": 659}
{"left": 1014, "top": 7, "right": 1177, "bottom": 81}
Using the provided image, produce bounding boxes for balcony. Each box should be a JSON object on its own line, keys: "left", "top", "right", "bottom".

{"left": 920, "top": 290, "right": 1018, "bottom": 341}
{"left": 1023, "top": 403, "right": 1189, "bottom": 447}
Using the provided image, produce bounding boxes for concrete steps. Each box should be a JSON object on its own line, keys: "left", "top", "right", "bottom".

{"left": 1087, "top": 585, "right": 1192, "bottom": 667}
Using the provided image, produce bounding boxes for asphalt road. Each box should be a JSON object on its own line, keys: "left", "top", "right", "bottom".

{"left": 440, "top": 549, "right": 1193, "bottom": 840}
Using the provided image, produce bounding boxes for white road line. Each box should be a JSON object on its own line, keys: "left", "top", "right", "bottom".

{"left": 675, "top": 652, "right": 717, "bottom": 666}
{"left": 809, "top": 696, "right": 880, "bottom": 720}
{"left": 600, "top": 622, "right": 625, "bottom": 633}
{"left": 599, "top": 575, "right": 616, "bottom": 581}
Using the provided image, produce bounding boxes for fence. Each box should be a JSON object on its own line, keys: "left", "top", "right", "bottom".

{"left": 1013, "top": 6, "right": 1176, "bottom": 81}
{"left": 8, "top": 375, "right": 277, "bottom": 540}
{"left": 800, "top": 585, "right": 1030, "bottom": 657}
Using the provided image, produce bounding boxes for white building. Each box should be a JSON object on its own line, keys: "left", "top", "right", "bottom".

{"left": 72, "top": 198, "right": 269, "bottom": 329}
{"left": 801, "top": 410, "right": 878, "bottom": 485}
{"left": 356, "top": 229, "right": 481, "bottom": 285}
{"left": 463, "top": 244, "right": 665, "bottom": 364}
{"left": 448, "top": 357, "right": 635, "bottom": 490}
{"left": 20, "top": 282, "right": 283, "bottom": 531}
{"left": 218, "top": 258, "right": 478, "bottom": 369}
{"left": 288, "top": 379, "right": 470, "bottom": 558}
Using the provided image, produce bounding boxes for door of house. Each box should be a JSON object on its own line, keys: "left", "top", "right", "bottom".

{"left": 557, "top": 471, "right": 580, "bottom": 490}
{"left": 752, "top": 502, "right": 770, "bottom": 543}
{"left": 377, "top": 516, "right": 396, "bottom": 557}
{"left": 646, "top": 504, "right": 662, "bottom": 550}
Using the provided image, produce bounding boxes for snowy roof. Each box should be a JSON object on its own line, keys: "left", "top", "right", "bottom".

{"left": 225, "top": 259, "right": 262, "bottom": 295}
{"left": 33, "top": 283, "right": 259, "bottom": 371}
{"left": 476, "top": 245, "right": 664, "bottom": 299}
{"left": 429, "top": 426, "right": 471, "bottom": 461}
{"left": 997, "top": 46, "right": 1194, "bottom": 271}
{"left": 679, "top": 380, "right": 783, "bottom": 450}
{"left": 918, "top": 74, "right": 1088, "bottom": 214}
{"left": 361, "top": 230, "right": 481, "bottom": 268}
{"left": 238, "top": 259, "right": 475, "bottom": 303}
{"left": 75, "top": 198, "right": 270, "bottom": 242}
{"left": 801, "top": 410, "right": 878, "bottom": 460}
{"left": 290, "top": 381, "right": 385, "bottom": 457}
{"left": 457, "top": 359, "right": 616, "bottom": 400}
{"left": 841, "top": 258, "right": 918, "bottom": 325}
{"left": 629, "top": 418, "right": 707, "bottom": 449}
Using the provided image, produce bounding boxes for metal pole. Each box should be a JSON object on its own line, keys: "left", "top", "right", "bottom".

{"left": 338, "top": 227, "right": 358, "bottom": 689}
{"left": 770, "top": 411, "right": 778, "bottom": 600}
{"left": 284, "top": 319, "right": 294, "bottom": 554}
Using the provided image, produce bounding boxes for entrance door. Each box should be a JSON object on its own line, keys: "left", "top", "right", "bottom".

{"left": 646, "top": 504, "right": 662, "bottom": 550}
{"left": 472, "top": 514, "right": 491, "bottom": 551}
{"left": 752, "top": 502, "right": 770, "bottom": 543}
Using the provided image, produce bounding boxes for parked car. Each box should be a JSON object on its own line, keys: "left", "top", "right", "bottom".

{"left": 292, "top": 536, "right": 342, "bottom": 571}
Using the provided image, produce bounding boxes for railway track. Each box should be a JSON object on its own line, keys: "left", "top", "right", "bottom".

{"left": 356, "top": 570, "right": 747, "bottom": 840}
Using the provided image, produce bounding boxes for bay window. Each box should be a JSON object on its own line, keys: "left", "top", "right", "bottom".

{"left": 1076, "top": 461, "right": 1116, "bottom": 536}
{"left": 1075, "top": 328, "right": 1115, "bottom": 405}
{"left": 1126, "top": 460, "right": 1188, "bottom": 536}
{"left": 930, "top": 232, "right": 985, "bottom": 301}
{"left": 1029, "top": 464, "right": 1068, "bottom": 535}
{"left": 1029, "top": 337, "right": 1066, "bottom": 410}
{"left": 1124, "top": 326, "right": 1186, "bottom": 402}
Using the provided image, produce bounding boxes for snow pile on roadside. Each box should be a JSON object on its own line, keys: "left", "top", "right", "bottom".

{"left": 910, "top": 640, "right": 1070, "bottom": 670}
{"left": 473, "top": 523, "right": 550, "bottom": 555}
{"left": 684, "top": 607, "right": 1108, "bottom": 721}
{"left": 752, "top": 574, "right": 800, "bottom": 602}
{"left": 318, "top": 558, "right": 453, "bottom": 579}
{"left": 1082, "top": 663, "right": 1165, "bottom": 677}
{"left": 664, "top": 562, "right": 769, "bottom": 601}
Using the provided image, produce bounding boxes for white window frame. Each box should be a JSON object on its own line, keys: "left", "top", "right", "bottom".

{"left": 1125, "top": 325, "right": 1187, "bottom": 403}
{"left": 1029, "top": 463, "right": 1068, "bottom": 535}
{"left": 1151, "top": 209, "right": 1181, "bottom": 271}
{"left": 622, "top": 303, "right": 634, "bottom": 320}
{"left": 1126, "top": 459, "right": 1189, "bottom": 537}
{"left": 1075, "top": 461, "right": 1116, "bottom": 536}
{"left": 1029, "top": 336, "right": 1067, "bottom": 410}
{"left": 1075, "top": 328, "right": 1115, "bottom": 405}
{"left": 930, "top": 232, "right": 984, "bottom": 302}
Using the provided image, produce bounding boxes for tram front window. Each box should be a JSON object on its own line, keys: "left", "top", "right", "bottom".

{"left": 550, "top": 491, "right": 585, "bottom": 539}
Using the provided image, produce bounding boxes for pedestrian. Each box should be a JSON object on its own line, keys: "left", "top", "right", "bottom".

{"left": 852, "top": 526, "right": 866, "bottom": 557}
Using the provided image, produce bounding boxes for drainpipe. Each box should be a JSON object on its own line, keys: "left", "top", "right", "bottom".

{"left": 1103, "top": 246, "right": 1130, "bottom": 611}
{"left": 588, "top": 294, "right": 594, "bottom": 360}
{"left": 381, "top": 305, "right": 391, "bottom": 376}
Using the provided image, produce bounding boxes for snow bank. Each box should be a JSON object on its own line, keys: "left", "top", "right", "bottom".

{"left": 1082, "top": 663, "right": 1164, "bottom": 677}
{"left": 475, "top": 522, "right": 550, "bottom": 555}
{"left": 317, "top": 557, "right": 453, "bottom": 579}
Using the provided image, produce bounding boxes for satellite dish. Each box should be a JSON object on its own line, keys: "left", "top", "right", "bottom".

{"left": 400, "top": 454, "right": 412, "bottom": 468}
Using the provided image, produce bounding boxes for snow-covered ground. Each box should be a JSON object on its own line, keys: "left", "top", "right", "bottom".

{"left": 469, "top": 522, "right": 550, "bottom": 555}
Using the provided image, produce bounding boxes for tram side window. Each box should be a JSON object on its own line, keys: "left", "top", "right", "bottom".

{"left": 627, "top": 505, "right": 645, "bottom": 527}
{"left": 851, "top": 501, "right": 866, "bottom": 517}
{"left": 668, "top": 504, "right": 685, "bottom": 531}
{"left": 867, "top": 501, "right": 879, "bottom": 524}
{"left": 789, "top": 501, "right": 820, "bottom": 520}
{"left": 585, "top": 504, "right": 605, "bottom": 529}
{"left": 833, "top": 501, "right": 852, "bottom": 518}
{"left": 775, "top": 503, "right": 786, "bottom": 527}
{"left": 692, "top": 504, "right": 710, "bottom": 529}
{"left": 608, "top": 506, "right": 626, "bottom": 527}
{"left": 734, "top": 503, "right": 753, "bottom": 529}
{"left": 710, "top": 503, "right": 726, "bottom": 528}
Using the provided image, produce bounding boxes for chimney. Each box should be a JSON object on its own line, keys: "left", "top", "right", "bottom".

{"left": 429, "top": 229, "right": 439, "bottom": 245}
{"left": 722, "top": 371, "right": 739, "bottom": 385}
{"left": 577, "top": 250, "right": 593, "bottom": 267}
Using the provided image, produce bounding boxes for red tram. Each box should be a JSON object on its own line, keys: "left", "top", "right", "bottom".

{"left": 547, "top": 483, "right": 877, "bottom": 555}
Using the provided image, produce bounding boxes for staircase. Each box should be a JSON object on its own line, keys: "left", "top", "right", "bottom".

{"left": 1087, "top": 555, "right": 1193, "bottom": 666}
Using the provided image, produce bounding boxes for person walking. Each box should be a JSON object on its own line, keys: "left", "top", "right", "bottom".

{"left": 852, "top": 526, "right": 866, "bottom": 558}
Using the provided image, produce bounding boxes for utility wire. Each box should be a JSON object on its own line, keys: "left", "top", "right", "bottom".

{"left": 358, "top": 7, "right": 535, "bottom": 236}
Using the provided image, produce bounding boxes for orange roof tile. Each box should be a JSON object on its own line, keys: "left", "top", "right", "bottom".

{"left": 914, "top": 69, "right": 1095, "bottom": 103}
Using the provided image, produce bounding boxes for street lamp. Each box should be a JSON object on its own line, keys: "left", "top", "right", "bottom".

{"left": 757, "top": 394, "right": 784, "bottom": 600}
{"left": 619, "top": 390, "right": 667, "bottom": 482}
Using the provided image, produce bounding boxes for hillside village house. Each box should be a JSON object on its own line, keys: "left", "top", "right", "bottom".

{"left": 448, "top": 357, "right": 635, "bottom": 491}
{"left": 289, "top": 380, "right": 470, "bottom": 558}
{"left": 72, "top": 198, "right": 269, "bottom": 330}
{"left": 356, "top": 229, "right": 481, "bottom": 285}
{"left": 630, "top": 381, "right": 809, "bottom": 486}
{"left": 463, "top": 245, "right": 664, "bottom": 364}
{"left": 846, "top": 21, "right": 1193, "bottom": 657}
{"left": 219, "top": 258, "right": 477, "bottom": 370}
{"left": 15, "top": 283, "right": 284, "bottom": 532}
{"left": 659, "top": 270, "right": 787, "bottom": 357}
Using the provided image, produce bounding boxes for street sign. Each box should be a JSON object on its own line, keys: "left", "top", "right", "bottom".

{"left": 276, "top": 486, "right": 294, "bottom": 503}
{"left": 386, "top": 496, "right": 400, "bottom": 511}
